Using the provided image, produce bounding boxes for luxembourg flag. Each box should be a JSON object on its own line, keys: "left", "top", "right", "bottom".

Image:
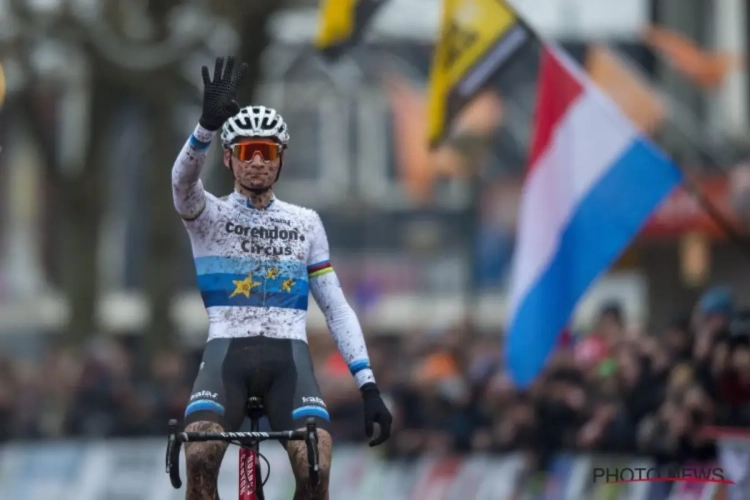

{"left": 505, "top": 45, "right": 682, "bottom": 388}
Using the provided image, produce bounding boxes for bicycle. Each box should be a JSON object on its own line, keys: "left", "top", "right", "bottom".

{"left": 166, "top": 396, "right": 320, "bottom": 500}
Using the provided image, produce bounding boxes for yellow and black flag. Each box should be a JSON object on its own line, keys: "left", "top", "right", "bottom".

{"left": 315, "top": 0, "right": 387, "bottom": 61}
{"left": 427, "top": 0, "right": 537, "bottom": 148}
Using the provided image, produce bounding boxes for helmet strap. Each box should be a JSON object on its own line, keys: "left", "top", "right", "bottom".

{"left": 275, "top": 155, "right": 284, "bottom": 182}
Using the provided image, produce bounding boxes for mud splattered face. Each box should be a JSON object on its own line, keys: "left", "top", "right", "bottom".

{"left": 223, "top": 144, "right": 281, "bottom": 191}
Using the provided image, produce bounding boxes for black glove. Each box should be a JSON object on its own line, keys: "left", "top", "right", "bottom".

{"left": 360, "top": 383, "right": 393, "bottom": 447}
{"left": 199, "top": 56, "right": 248, "bottom": 131}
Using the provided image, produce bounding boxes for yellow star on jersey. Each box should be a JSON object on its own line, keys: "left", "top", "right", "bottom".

{"left": 229, "top": 274, "right": 261, "bottom": 298}
{"left": 266, "top": 267, "right": 279, "bottom": 279}
{"left": 281, "top": 278, "right": 296, "bottom": 292}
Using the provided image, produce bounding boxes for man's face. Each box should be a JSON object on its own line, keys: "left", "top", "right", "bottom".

{"left": 224, "top": 141, "right": 281, "bottom": 190}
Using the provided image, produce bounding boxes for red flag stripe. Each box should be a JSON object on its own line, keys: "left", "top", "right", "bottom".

{"left": 528, "top": 47, "right": 585, "bottom": 171}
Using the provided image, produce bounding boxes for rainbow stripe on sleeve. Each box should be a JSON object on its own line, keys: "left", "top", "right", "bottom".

{"left": 308, "top": 260, "right": 334, "bottom": 279}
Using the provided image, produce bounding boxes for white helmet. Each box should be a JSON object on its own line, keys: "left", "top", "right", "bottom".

{"left": 221, "top": 105, "right": 290, "bottom": 147}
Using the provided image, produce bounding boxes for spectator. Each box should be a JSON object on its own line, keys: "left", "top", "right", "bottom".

{"left": 3, "top": 285, "right": 749, "bottom": 485}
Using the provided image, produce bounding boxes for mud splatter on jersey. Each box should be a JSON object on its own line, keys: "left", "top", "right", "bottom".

{"left": 172, "top": 124, "right": 375, "bottom": 387}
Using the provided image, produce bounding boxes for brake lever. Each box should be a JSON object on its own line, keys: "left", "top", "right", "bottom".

{"left": 167, "top": 419, "right": 183, "bottom": 489}
{"left": 305, "top": 418, "right": 320, "bottom": 488}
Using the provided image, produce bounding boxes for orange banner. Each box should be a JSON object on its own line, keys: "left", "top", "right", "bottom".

{"left": 0, "top": 63, "right": 5, "bottom": 107}
{"left": 643, "top": 25, "right": 742, "bottom": 89}
{"left": 586, "top": 44, "right": 666, "bottom": 135}
{"left": 385, "top": 73, "right": 502, "bottom": 204}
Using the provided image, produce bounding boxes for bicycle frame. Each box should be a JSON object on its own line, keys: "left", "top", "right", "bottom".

{"left": 239, "top": 411, "right": 263, "bottom": 500}
{"left": 239, "top": 446, "right": 258, "bottom": 500}
{"left": 166, "top": 418, "right": 319, "bottom": 500}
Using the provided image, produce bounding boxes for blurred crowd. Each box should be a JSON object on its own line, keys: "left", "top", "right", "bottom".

{"left": 2, "top": 286, "right": 750, "bottom": 469}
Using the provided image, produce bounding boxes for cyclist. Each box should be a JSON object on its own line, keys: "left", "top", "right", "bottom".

{"left": 172, "top": 56, "right": 393, "bottom": 500}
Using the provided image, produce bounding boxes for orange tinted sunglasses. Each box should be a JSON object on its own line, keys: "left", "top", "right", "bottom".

{"left": 231, "top": 140, "right": 282, "bottom": 162}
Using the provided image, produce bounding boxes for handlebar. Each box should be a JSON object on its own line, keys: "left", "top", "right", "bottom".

{"left": 165, "top": 418, "right": 320, "bottom": 489}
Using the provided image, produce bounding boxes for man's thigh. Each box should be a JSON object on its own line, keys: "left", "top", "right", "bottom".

{"left": 263, "top": 339, "right": 331, "bottom": 435}
{"left": 184, "top": 338, "right": 247, "bottom": 432}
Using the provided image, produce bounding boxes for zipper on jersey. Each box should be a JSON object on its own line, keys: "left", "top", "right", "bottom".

{"left": 261, "top": 260, "right": 267, "bottom": 308}
{"left": 256, "top": 260, "right": 266, "bottom": 337}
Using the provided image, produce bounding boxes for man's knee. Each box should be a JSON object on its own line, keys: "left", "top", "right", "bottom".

{"left": 294, "top": 458, "right": 331, "bottom": 486}
{"left": 184, "top": 421, "right": 227, "bottom": 478}
{"left": 288, "top": 428, "right": 332, "bottom": 492}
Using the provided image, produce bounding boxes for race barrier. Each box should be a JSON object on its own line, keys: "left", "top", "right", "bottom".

{"left": 0, "top": 440, "right": 740, "bottom": 499}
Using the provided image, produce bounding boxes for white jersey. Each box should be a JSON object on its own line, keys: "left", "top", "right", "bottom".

{"left": 172, "top": 124, "right": 375, "bottom": 387}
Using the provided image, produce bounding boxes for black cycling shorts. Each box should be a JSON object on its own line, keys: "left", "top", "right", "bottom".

{"left": 184, "top": 336, "right": 330, "bottom": 433}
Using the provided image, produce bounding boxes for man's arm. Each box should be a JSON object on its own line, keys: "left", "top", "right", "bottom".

{"left": 307, "top": 212, "right": 375, "bottom": 388}
{"left": 171, "top": 124, "right": 215, "bottom": 220}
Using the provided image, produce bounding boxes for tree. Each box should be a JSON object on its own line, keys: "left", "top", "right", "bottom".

{"left": 5, "top": 0, "right": 287, "bottom": 347}
{"left": 6, "top": 1, "right": 106, "bottom": 345}
{"left": 83, "top": 0, "right": 221, "bottom": 349}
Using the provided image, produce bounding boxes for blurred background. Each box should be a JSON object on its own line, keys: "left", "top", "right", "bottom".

{"left": 1, "top": 0, "right": 750, "bottom": 498}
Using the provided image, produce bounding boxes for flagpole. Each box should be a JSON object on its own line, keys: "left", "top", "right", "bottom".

{"left": 464, "top": 167, "right": 482, "bottom": 328}
{"left": 681, "top": 173, "right": 750, "bottom": 248}
{"left": 446, "top": 132, "right": 494, "bottom": 328}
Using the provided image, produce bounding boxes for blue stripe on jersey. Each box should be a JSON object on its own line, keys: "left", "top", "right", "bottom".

{"left": 201, "top": 291, "right": 309, "bottom": 310}
{"left": 348, "top": 359, "right": 371, "bottom": 375}
{"left": 189, "top": 134, "right": 211, "bottom": 152}
{"left": 194, "top": 256, "right": 307, "bottom": 278}
{"left": 196, "top": 273, "right": 309, "bottom": 296}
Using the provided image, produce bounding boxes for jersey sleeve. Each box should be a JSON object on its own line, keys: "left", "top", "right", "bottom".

{"left": 307, "top": 212, "right": 376, "bottom": 388}
{"left": 172, "top": 124, "right": 215, "bottom": 220}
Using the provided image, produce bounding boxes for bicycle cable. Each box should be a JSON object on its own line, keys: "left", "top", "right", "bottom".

{"left": 229, "top": 441, "right": 271, "bottom": 486}
{"left": 259, "top": 452, "right": 271, "bottom": 486}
